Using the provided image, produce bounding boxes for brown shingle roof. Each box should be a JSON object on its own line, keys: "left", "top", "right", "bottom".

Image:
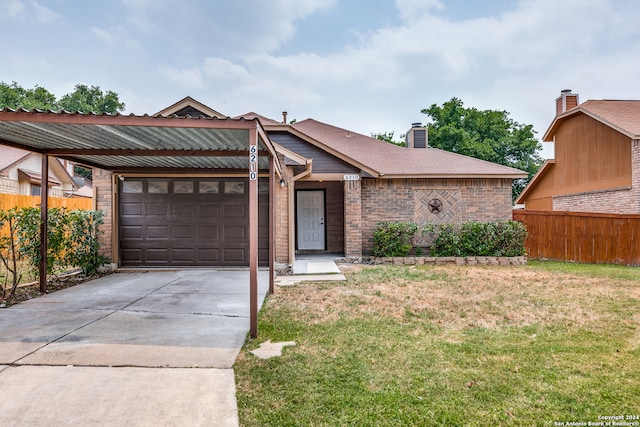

{"left": 234, "top": 112, "right": 284, "bottom": 126}
{"left": 290, "top": 119, "right": 527, "bottom": 178}
{"left": 544, "top": 99, "right": 640, "bottom": 141}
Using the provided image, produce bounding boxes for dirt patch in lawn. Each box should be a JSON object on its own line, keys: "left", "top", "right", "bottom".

{"left": 275, "top": 264, "right": 640, "bottom": 331}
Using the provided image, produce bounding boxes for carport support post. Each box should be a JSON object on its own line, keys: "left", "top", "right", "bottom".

{"left": 249, "top": 128, "right": 259, "bottom": 339}
{"left": 269, "top": 155, "right": 275, "bottom": 294}
{"left": 39, "top": 154, "right": 49, "bottom": 294}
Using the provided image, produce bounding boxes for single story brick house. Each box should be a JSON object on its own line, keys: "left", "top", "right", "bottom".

{"left": 0, "top": 97, "right": 527, "bottom": 271}
{"left": 109, "top": 97, "right": 525, "bottom": 269}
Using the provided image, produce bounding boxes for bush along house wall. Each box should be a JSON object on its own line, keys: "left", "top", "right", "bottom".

{"left": 370, "top": 220, "right": 527, "bottom": 266}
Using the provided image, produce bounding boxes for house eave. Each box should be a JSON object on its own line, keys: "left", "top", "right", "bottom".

{"left": 514, "top": 159, "right": 555, "bottom": 204}
{"left": 266, "top": 124, "right": 380, "bottom": 178}
{"left": 377, "top": 173, "right": 529, "bottom": 180}
{"left": 543, "top": 107, "right": 640, "bottom": 142}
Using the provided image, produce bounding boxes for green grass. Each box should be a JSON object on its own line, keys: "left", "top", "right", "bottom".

{"left": 235, "top": 263, "right": 640, "bottom": 426}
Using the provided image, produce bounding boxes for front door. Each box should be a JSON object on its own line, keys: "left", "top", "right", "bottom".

{"left": 296, "top": 190, "right": 325, "bottom": 250}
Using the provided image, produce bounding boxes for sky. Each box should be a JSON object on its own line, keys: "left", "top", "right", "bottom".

{"left": 2, "top": 0, "right": 640, "bottom": 159}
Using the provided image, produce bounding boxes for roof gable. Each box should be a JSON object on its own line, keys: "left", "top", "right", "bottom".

{"left": 544, "top": 100, "right": 640, "bottom": 141}
{"left": 0, "top": 145, "right": 32, "bottom": 173}
{"left": 154, "top": 96, "right": 227, "bottom": 119}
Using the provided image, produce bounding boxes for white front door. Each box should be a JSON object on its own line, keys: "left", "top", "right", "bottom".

{"left": 297, "top": 190, "right": 325, "bottom": 250}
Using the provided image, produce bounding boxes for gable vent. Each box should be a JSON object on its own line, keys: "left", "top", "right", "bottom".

{"left": 405, "top": 123, "right": 428, "bottom": 148}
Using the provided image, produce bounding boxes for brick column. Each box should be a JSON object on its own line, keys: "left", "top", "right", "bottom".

{"left": 633, "top": 140, "right": 640, "bottom": 213}
{"left": 344, "top": 179, "right": 362, "bottom": 259}
{"left": 92, "top": 168, "right": 114, "bottom": 264}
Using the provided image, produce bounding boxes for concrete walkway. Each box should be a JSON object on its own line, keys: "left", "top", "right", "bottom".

{"left": 0, "top": 269, "right": 269, "bottom": 426}
{"left": 276, "top": 255, "right": 346, "bottom": 286}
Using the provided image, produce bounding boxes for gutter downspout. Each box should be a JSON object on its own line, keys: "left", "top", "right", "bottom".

{"left": 288, "top": 159, "right": 312, "bottom": 266}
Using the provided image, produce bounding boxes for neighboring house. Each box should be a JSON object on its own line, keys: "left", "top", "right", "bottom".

{"left": 0, "top": 145, "right": 81, "bottom": 197}
{"left": 516, "top": 90, "right": 640, "bottom": 213}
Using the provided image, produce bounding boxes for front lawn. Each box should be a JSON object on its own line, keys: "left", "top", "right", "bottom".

{"left": 235, "top": 262, "right": 640, "bottom": 426}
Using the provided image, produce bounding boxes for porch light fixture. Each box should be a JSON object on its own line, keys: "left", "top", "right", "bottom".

{"left": 279, "top": 178, "right": 286, "bottom": 187}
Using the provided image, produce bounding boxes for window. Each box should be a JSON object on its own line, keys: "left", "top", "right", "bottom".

{"left": 174, "top": 181, "right": 194, "bottom": 194}
{"left": 199, "top": 181, "right": 220, "bottom": 194}
{"left": 148, "top": 180, "right": 169, "bottom": 194}
{"left": 122, "top": 181, "right": 143, "bottom": 194}
{"left": 31, "top": 184, "right": 41, "bottom": 196}
{"left": 224, "top": 181, "right": 245, "bottom": 194}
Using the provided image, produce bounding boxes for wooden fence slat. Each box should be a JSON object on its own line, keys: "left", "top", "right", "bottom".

{"left": 0, "top": 195, "right": 93, "bottom": 239}
{"left": 513, "top": 210, "right": 640, "bottom": 266}
{"left": 0, "top": 194, "right": 92, "bottom": 211}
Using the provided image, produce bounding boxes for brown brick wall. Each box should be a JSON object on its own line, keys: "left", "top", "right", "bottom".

{"left": 344, "top": 179, "right": 362, "bottom": 258}
{"left": 360, "top": 178, "right": 513, "bottom": 254}
{"left": 93, "top": 168, "right": 113, "bottom": 262}
{"left": 274, "top": 163, "right": 292, "bottom": 265}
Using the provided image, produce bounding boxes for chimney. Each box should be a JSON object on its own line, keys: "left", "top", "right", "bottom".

{"left": 555, "top": 89, "right": 579, "bottom": 115}
{"left": 282, "top": 111, "right": 288, "bottom": 124}
{"left": 405, "top": 123, "right": 428, "bottom": 148}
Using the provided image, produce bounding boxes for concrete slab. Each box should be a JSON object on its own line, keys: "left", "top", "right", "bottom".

{"left": 0, "top": 365, "right": 239, "bottom": 426}
{"left": 276, "top": 274, "right": 347, "bottom": 286}
{"left": 19, "top": 310, "right": 249, "bottom": 368}
{"left": 250, "top": 339, "right": 296, "bottom": 359}
{"left": 292, "top": 259, "right": 342, "bottom": 274}
{"left": 0, "top": 269, "right": 270, "bottom": 426}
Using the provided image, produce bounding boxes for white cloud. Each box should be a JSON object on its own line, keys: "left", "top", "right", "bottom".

{"left": 158, "top": 66, "right": 206, "bottom": 90}
{"left": 91, "top": 27, "right": 114, "bottom": 45}
{"left": 1, "top": 0, "right": 61, "bottom": 23}
{"left": 202, "top": 58, "right": 250, "bottom": 81}
{"left": 1, "top": 0, "right": 24, "bottom": 17}
{"left": 121, "top": 0, "right": 336, "bottom": 55}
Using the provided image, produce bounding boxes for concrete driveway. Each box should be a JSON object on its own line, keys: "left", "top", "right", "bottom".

{"left": 0, "top": 269, "right": 269, "bottom": 426}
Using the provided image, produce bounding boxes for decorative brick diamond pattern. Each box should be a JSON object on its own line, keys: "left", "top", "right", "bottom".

{"left": 414, "top": 189, "right": 460, "bottom": 225}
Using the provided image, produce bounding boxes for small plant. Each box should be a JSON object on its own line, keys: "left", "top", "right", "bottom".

{"left": 65, "top": 209, "right": 105, "bottom": 276}
{"left": 373, "top": 221, "right": 419, "bottom": 257}
{"left": 0, "top": 209, "right": 21, "bottom": 300}
{"left": 1, "top": 207, "right": 105, "bottom": 288}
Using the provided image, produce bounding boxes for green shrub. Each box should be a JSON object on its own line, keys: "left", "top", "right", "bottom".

{"left": 429, "top": 221, "right": 526, "bottom": 257}
{"left": 65, "top": 210, "right": 105, "bottom": 276}
{"left": 5, "top": 207, "right": 105, "bottom": 279}
{"left": 373, "top": 222, "right": 419, "bottom": 257}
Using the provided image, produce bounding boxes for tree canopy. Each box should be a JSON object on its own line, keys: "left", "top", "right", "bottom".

{"left": 0, "top": 81, "right": 125, "bottom": 114}
{"left": 422, "top": 97, "right": 543, "bottom": 201}
{"left": 372, "top": 131, "right": 405, "bottom": 147}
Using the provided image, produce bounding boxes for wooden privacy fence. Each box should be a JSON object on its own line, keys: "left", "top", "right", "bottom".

{"left": 0, "top": 194, "right": 93, "bottom": 211}
{"left": 513, "top": 210, "right": 640, "bottom": 266}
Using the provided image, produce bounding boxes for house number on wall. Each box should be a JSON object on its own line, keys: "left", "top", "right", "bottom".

{"left": 343, "top": 174, "right": 360, "bottom": 181}
{"left": 249, "top": 145, "right": 258, "bottom": 180}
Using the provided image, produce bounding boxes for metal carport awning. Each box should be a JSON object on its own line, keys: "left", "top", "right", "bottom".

{"left": 0, "top": 109, "right": 282, "bottom": 338}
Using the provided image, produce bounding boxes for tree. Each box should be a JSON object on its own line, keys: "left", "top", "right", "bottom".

{"left": 59, "top": 84, "right": 125, "bottom": 114}
{"left": 0, "top": 81, "right": 125, "bottom": 114}
{"left": 0, "top": 81, "right": 58, "bottom": 111}
{"left": 422, "top": 97, "right": 543, "bottom": 201}
{"left": 372, "top": 131, "right": 406, "bottom": 147}
{"left": 1, "top": 82, "right": 126, "bottom": 181}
